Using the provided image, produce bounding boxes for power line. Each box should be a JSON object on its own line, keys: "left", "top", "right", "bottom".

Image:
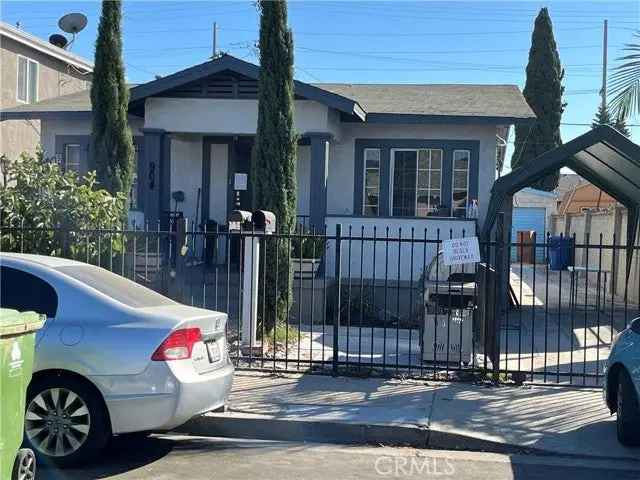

{"left": 219, "top": 25, "right": 603, "bottom": 38}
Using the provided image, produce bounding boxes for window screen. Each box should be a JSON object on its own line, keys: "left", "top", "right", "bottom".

{"left": 363, "top": 148, "right": 380, "bottom": 216}
{"left": 17, "top": 56, "right": 28, "bottom": 102}
{"left": 452, "top": 150, "right": 470, "bottom": 218}
{"left": 16, "top": 57, "right": 38, "bottom": 103}
{"left": 65, "top": 144, "right": 81, "bottom": 173}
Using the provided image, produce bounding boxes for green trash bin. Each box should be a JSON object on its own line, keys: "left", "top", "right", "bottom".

{"left": 0, "top": 309, "right": 45, "bottom": 480}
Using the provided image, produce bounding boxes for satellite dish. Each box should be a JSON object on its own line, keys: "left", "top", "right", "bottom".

{"left": 49, "top": 34, "right": 68, "bottom": 49}
{"left": 58, "top": 13, "right": 87, "bottom": 35}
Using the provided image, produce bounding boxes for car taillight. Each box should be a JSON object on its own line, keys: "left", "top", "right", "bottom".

{"left": 152, "top": 328, "right": 202, "bottom": 361}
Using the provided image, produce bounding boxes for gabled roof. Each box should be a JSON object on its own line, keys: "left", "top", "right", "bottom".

{"left": 129, "top": 55, "right": 366, "bottom": 120}
{"left": 1, "top": 54, "right": 534, "bottom": 125}
{"left": 316, "top": 83, "right": 534, "bottom": 123}
{"left": 484, "top": 126, "right": 640, "bottom": 277}
{"left": 0, "top": 21, "right": 93, "bottom": 72}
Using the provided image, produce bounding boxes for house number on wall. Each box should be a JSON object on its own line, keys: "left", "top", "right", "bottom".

{"left": 148, "top": 162, "right": 155, "bottom": 190}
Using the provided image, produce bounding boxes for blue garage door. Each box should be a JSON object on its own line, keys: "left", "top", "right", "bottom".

{"left": 511, "top": 207, "right": 546, "bottom": 262}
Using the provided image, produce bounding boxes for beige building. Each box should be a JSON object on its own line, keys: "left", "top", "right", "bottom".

{"left": 0, "top": 21, "right": 92, "bottom": 162}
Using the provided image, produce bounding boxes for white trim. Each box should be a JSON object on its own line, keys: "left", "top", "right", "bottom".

{"left": 390, "top": 148, "right": 443, "bottom": 217}
{"left": 452, "top": 149, "right": 471, "bottom": 216}
{"left": 15, "top": 55, "right": 38, "bottom": 104}
{"left": 1, "top": 21, "right": 93, "bottom": 72}
{"left": 15, "top": 55, "right": 27, "bottom": 103}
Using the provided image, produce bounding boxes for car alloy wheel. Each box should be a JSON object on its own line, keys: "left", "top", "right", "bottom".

{"left": 25, "top": 387, "right": 91, "bottom": 457}
{"left": 12, "top": 449, "right": 36, "bottom": 480}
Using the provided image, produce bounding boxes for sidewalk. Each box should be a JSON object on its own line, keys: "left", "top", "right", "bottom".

{"left": 179, "top": 371, "right": 640, "bottom": 461}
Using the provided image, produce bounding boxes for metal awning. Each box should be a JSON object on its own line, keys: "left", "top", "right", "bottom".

{"left": 483, "top": 125, "right": 640, "bottom": 278}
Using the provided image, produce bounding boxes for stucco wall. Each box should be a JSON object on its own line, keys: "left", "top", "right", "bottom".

{"left": 170, "top": 134, "right": 203, "bottom": 223}
{"left": 209, "top": 142, "right": 229, "bottom": 225}
{"left": 324, "top": 216, "right": 477, "bottom": 281}
{"left": 144, "top": 97, "right": 334, "bottom": 135}
{"left": 550, "top": 208, "right": 638, "bottom": 303}
{"left": 1, "top": 35, "right": 91, "bottom": 160}
{"left": 39, "top": 116, "right": 144, "bottom": 160}
{"left": 328, "top": 123, "right": 498, "bottom": 227}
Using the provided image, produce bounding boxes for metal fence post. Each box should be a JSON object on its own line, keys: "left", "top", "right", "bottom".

{"left": 333, "top": 223, "right": 342, "bottom": 375}
{"left": 492, "top": 212, "right": 506, "bottom": 378}
{"left": 174, "top": 217, "right": 188, "bottom": 303}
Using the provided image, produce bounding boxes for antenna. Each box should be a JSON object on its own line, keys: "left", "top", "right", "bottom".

{"left": 58, "top": 12, "right": 87, "bottom": 49}
{"left": 49, "top": 34, "right": 68, "bottom": 49}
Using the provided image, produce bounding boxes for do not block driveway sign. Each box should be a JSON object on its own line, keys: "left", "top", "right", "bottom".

{"left": 442, "top": 236, "right": 481, "bottom": 266}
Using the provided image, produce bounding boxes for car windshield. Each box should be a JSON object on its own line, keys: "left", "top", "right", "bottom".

{"left": 56, "top": 265, "right": 176, "bottom": 308}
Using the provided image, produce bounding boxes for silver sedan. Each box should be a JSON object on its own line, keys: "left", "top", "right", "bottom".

{"left": 0, "top": 253, "right": 234, "bottom": 467}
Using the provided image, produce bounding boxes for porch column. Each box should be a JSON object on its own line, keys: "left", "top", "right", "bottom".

{"left": 308, "top": 133, "right": 331, "bottom": 231}
{"left": 142, "top": 128, "right": 171, "bottom": 228}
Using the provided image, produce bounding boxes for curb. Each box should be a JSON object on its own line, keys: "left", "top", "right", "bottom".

{"left": 176, "top": 413, "right": 546, "bottom": 455}
{"left": 178, "top": 414, "right": 429, "bottom": 448}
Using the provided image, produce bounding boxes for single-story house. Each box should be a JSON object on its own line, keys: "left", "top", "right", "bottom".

{"left": 1, "top": 54, "right": 535, "bottom": 278}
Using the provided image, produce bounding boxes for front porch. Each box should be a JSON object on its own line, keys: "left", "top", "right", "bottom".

{"left": 139, "top": 130, "right": 332, "bottom": 233}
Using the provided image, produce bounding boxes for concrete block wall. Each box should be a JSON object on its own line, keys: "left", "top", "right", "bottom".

{"left": 550, "top": 207, "right": 639, "bottom": 303}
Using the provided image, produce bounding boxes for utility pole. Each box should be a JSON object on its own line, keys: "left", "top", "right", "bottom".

{"left": 212, "top": 22, "right": 218, "bottom": 59}
{"left": 601, "top": 19, "right": 608, "bottom": 110}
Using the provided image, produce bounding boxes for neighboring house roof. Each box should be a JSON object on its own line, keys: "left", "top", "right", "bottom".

{"left": 515, "top": 187, "right": 558, "bottom": 199}
{"left": 0, "top": 21, "right": 93, "bottom": 72}
{"left": 554, "top": 173, "right": 585, "bottom": 199}
{"left": 1, "top": 54, "right": 534, "bottom": 124}
{"left": 315, "top": 83, "right": 535, "bottom": 123}
{"left": 559, "top": 182, "right": 617, "bottom": 214}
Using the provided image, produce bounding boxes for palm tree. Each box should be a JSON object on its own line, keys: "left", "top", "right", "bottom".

{"left": 609, "top": 31, "right": 640, "bottom": 120}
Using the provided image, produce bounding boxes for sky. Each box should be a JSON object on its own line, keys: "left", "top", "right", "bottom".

{"left": 2, "top": 0, "right": 639, "bottom": 171}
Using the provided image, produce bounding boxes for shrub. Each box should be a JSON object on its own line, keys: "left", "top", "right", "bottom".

{"left": 0, "top": 151, "right": 126, "bottom": 260}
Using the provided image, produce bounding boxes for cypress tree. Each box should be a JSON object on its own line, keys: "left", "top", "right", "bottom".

{"left": 592, "top": 103, "right": 613, "bottom": 129}
{"left": 252, "top": 0, "right": 297, "bottom": 331}
{"left": 613, "top": 114, "right": 631, "bottom": 138}
{"left": 511, "top": 8, "right": 565, "bottom": 191}
{"left": 91, "top": 0, "right": 134, "bottom": 206}
{"left": 591, "top": 103, "right": 631, "bottom": 138}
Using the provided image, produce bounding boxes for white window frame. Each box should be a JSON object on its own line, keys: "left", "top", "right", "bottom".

{"left": 389, "top": 148, "right": 443, "bottom": 217}
{"left": 16, "top": 55, "right": 39, "bottom": 104}
{"left": 64, "top": 144, "right": 81, "bottom": 173}
{"left": 362, "top": 148, "right": 381, "bottom": 216}
{"left": 452, "top": 149, "right": 471, "bottom": 217}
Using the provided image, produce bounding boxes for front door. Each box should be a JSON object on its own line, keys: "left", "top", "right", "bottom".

{"left": 231, "top": 137, "right": 253, "bottom": 213}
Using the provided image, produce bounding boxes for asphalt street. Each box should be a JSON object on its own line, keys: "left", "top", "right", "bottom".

{"left": 35, "top": 434, "right": 640, "bottom": 480}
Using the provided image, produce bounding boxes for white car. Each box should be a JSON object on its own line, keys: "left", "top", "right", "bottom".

{"left": 0, "top": 253, "right": 234, "bottom": 466}
{"left": 603, "top": 317, "right": 640, "bottom": 446}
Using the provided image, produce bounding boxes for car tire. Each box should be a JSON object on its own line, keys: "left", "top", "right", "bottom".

{"left": 616, "top": 368, "right": 640, "bottom": 446}
{"left": 24, "top": 375, "right": 111, "bottom": 468}
{"left": 12, "top": 448, "right": 36, "bottom": 480}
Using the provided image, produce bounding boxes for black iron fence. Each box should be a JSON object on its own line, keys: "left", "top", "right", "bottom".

{"left": 2, "top": 219, "right": 639, "bottom": 386}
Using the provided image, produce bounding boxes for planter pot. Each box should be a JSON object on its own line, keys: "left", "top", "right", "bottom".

{"left": 291, "top": 258, "right": 322, "bottom": 279}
